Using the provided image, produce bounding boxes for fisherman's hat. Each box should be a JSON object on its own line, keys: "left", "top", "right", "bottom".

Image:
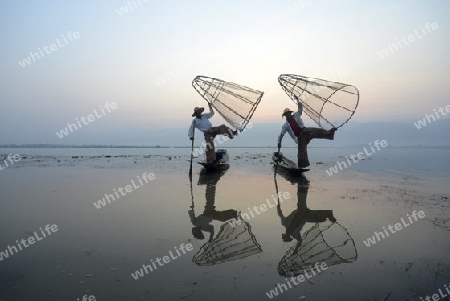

{"left": 192, "top": 107, "right": 204, "bottom": 117}
{"left": 282, "top": 108, "right": 293, "bottom": 117}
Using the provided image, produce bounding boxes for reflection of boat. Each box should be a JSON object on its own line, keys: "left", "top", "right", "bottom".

{"left": 274, "top": 176, "right": 357, "bottom": 277}
{"left": 273, "top": 152, "right": 309, "bottom": 174}
{"left": 198, "top": 149, "right": 230, "bottom": 171}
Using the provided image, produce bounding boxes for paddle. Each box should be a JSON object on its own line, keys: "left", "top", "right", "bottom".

{"left": 189, "top": 120, "right": 196, "bottom": 180}
{"left": 189, "top": 168, "right": 195, "bottom": 211}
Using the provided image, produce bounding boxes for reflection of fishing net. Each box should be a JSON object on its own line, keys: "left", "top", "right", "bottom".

{"left": 192, "top": 76, "right": 264, "bottom": 131}
{"left": 278, "top": 220, "right": 358, "bottom": 276}
{"left": 278, "top": 74, "right": 359, "bottom": 130}
{"left": 193, "top": 216, "right": 263, "bottom": 266}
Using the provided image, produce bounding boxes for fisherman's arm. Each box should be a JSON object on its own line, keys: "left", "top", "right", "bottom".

{"left": 294, "top": 96, "right": 303, "bottom": 116}
{"left": 204, "top": 103, "right": 214, "bottom": 119}
{"left": 188, "top": 119, "right": 195, "bottom": 140}
{"left": 278, "top": 126, "right": 286, "bottom": 148}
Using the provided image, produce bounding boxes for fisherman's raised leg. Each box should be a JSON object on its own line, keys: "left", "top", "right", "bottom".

{"left": 302, "top": 127, "right": 336, "bottom": 140}
{"left": 216, "top": 124, "right": 237, "bottom": 139}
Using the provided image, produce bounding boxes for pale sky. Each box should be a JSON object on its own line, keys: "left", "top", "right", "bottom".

{"left": 0, "top": 0, "right": 449, "bottom": 144}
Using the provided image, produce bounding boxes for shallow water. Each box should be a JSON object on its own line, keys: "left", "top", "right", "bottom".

{"left": 0, "top": 149, "right": 449, "bottom": 300}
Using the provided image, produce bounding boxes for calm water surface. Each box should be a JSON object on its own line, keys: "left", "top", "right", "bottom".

{"left": 0, "top": 148, "right": 449, "bottom": 300}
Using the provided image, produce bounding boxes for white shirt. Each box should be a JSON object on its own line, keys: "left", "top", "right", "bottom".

{"left": 188, "top": 106, "right": 214, "bottom": 138}
{"left": 278, "top": 101, "right": 305, "bottom": 144}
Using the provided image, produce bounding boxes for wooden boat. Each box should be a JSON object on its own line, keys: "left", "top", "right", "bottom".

{"left": 272, "top": 152, "right": 309, "bottom": 174}
{"left": 198, "top": 149, "right": 230, "bottom": 171}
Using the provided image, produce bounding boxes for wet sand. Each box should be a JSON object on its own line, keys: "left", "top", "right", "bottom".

{"left": 0, "top": 151, "right": 449, "bottom": 300}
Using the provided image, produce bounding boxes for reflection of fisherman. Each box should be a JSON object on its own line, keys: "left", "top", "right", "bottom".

{"left": 188, "top": 104, "right": 237, "bottom": 163}
{"left": 189, "top": 171, "right": 237, "bottom": 242}
{"left": 278, "top": 96, "right": 337, "bottom": 168}
{"left": 277, "top": 178, "right": 336, "bottom": 242}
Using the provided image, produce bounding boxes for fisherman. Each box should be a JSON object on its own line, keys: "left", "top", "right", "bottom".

{"left": 278, "top": 96, "right": 337, "bottom": 168}
{"left": 188, "top": 103, "right": 237, "bottom": 163}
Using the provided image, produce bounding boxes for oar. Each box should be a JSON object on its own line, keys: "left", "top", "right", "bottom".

{"left": 190, "top": 168, "right": 195, "bottom": 210}
{"left": 189, "top": 120, "right": 196, "bottom": 180}
{"left": 274, "top": 145, "right": 281, "bottom": 178}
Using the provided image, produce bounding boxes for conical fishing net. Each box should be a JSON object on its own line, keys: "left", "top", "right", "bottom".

{"left": 193, "top": 216, "right": 263, "bottom": 266}
{"left": 192, "top": 76, "right": 264, "bottom": 131}
{"left": 278, "top": 74, "right": 359, "bottom": 129}
{"left": 278, "top": 220, "right": 358, "bottom": 276}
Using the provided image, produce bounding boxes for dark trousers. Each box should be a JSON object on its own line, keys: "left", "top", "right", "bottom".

{"left": 204, "top": 125, "right": 235, "bottom": 161}
{"left": 297, "top": 127, "right": 334, "bottom": 168}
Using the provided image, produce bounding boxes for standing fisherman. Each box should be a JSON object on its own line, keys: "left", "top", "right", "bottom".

{"left": 278, "top": 96, "right": 337, "bottom": 168}
{"left": 188, "top": 103, "right": 237, "bottom": 163}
